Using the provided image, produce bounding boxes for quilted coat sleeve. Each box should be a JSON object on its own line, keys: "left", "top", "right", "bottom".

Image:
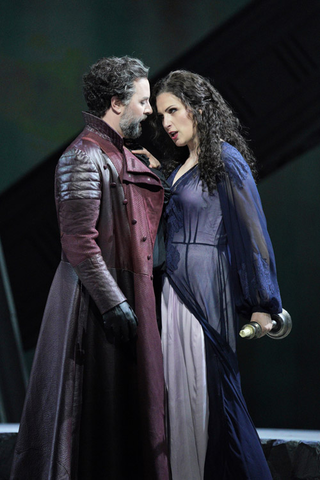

{"left": 217, "top": 144, "right": 282, "bottom": 319}
{"left": 55, "top": 146, "right": 126, "bottom": 313}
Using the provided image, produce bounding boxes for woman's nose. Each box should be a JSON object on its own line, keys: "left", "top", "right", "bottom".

{"left": 163, "top": 115, "right": 171, "bottom": 130}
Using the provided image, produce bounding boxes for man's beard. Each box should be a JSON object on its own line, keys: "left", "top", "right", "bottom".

{"left": 120, "top": 108, "right": 146, "bottom": 139}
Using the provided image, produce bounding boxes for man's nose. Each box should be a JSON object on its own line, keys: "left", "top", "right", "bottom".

{"left": 144, "top": 101, "right": 152, "bottom": 115}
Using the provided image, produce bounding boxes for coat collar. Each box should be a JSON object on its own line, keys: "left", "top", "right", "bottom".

{"left": 82, "top": 111, "right": 124, "bottom": 152}
{"left": 123, "top": 147, "right": 149, "bottom": 174}
{"left": 82, "top": 112, "right": 160, "bottom": 181}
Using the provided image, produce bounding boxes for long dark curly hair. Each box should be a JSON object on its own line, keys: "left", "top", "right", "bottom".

{"left": 150, "top": 70, "right": 257, "bottom": 193}
{"left": 83, "top": 56, "right": 149, "bottom": 118}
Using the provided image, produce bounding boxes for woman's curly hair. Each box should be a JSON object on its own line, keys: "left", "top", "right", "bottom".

{"left": 83, "top": 56, "right": 149, "bottom": 118}
{"left": 150, "top": 70, "right": 257, "bottom": 193}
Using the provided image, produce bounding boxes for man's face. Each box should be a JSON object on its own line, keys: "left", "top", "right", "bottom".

{"left": 119, "top": 77, "right": 152, "bottom": 139}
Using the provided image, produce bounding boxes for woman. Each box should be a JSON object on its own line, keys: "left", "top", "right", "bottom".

{"left": 149, "top": 71, "right": 281, "bottom": 480}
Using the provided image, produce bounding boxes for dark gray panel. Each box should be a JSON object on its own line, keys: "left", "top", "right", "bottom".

{"left": 149, "top": 0, "right": 320, "bottom": 177}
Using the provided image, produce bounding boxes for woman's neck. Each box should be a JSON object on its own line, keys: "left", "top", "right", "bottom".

{"left": 186, "top": 143, "right": 198, "bottom": 166}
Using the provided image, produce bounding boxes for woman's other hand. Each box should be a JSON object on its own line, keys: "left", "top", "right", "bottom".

{"left": 132, "top": 147, "right": 161, "bottom": 169}
{"left": 250, "top": 312, "right": 273, "bottom": 337}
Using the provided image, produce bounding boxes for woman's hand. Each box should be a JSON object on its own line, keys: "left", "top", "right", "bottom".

{"left": 250, "top": 312, "right": 273, "bottom": 337}
{"left": 132, "top": 147, "right": 161, "bottom": 169}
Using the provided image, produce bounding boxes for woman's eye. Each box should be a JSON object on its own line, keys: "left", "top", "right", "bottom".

{"left": 169, "top": 108, "right": 177, "bottom": 114}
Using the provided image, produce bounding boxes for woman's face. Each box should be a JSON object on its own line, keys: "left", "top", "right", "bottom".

{"left": 156, "top": 92, "right": 198, "bottom": 150}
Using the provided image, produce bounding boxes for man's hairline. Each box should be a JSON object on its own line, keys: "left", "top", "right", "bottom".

{"left": 122, "top": 75, "right": 149, "bottom": 106}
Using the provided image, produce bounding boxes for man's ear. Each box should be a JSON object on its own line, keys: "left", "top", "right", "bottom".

{"left": 110, "top": 96, "right": 125, "bottom": 115}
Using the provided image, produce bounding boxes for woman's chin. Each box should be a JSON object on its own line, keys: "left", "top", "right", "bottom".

{"left": 174, "top": 139, "right": 186, "bottom": 148}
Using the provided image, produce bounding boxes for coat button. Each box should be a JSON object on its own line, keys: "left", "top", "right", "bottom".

{"left": 142, "top": 236, "right": 147, "bottom": 242}
{"left": 147, "top": 255, "right": 151, "bottom": 260}
{"left": 123, "top": 199, "right": 128, "bottom": 205}
{"left": 110, "top": 182, "right": 116, "bottom": 187}
{"left": 103, "top": 165, "right": 107, "bottom": 170}
{"left": 132, "top": 219, "right": 137, "bottom": 225}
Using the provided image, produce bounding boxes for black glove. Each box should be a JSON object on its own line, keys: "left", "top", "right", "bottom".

{"left": 102, "top": 301, "right": 138, "bottom": 344}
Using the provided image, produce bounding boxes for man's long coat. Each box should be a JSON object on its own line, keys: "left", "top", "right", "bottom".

{"left": 10, "top": 113, "right": 170, "bottom": 480}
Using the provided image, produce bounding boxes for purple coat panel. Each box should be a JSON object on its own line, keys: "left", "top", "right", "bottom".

{"left": 10, "top": 114, "right": 169, "bottom": 480}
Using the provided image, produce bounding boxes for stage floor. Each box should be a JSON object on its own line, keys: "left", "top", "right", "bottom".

{"left": 1, "top": 423, "right": 319, "bottom": 440}
{"left": 0, "top": 424, "right": 19, "bottom": 433}
{"left": 1, "top": 425, "right": 319, "bottom": 479}
{"left": 257, "top": 428, "right": 320, "bottom": 442}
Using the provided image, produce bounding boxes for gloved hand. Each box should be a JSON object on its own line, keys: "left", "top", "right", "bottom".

{"left": 102, "top": 301, "right": 138, "bottom": 344}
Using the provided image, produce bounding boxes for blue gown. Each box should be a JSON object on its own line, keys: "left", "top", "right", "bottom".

{"left": 164, "top": 142, "right": 281, "bottom": 479}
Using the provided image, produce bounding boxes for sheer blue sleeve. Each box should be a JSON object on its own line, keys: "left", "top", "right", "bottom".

{"left": 217, "top": 143, "right": 282, "bottom": 318}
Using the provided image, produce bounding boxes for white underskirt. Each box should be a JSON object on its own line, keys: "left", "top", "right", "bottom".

{"left": 161, "top": 277, "right": 209, "bottom": 480}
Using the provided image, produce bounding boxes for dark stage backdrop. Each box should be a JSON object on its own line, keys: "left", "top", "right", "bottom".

{"left": 0, "top": 0, "right": 249, "bottom": 195}
{"left": 239, "top": 145, "right": 320, "bottom": 430}
{"left": 1, "top": 0, "right": 320, "bottom": 430}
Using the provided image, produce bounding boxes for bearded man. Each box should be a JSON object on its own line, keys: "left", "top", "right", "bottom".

{"left": 10, "top": 56, "right": 170, "bottom": 480}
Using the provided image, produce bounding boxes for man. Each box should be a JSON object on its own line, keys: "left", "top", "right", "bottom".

{"left": 10, "top": 57, "right": 170, "bottom": 480}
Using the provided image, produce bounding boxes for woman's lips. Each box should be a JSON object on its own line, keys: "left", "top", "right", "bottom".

{"left": 169, "top": 131, "right": 178, "bottom": 141}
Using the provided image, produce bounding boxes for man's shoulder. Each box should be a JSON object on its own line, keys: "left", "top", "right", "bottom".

{"left": 64, "top": 129, "right": 103, "bottom": 153}
{"left": 56, "top": 139, "right": 102, "bottom": 178}
{"left": 62, "top": 130, "right": 114, "bottom": 161}
{"left": 57, "top": 131, "right": 125, "bottom": 183}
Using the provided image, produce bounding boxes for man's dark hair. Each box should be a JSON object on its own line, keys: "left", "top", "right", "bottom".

{"left": 83, "top": 56, "right": 149, "bottom": 118}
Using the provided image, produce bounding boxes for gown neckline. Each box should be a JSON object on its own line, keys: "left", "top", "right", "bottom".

{"left": 171, "top": 163, "right": 199, "bottom": 188}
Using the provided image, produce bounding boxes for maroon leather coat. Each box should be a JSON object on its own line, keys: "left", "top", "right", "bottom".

{"left": 10, "top": 113, "right": 170, "bottom": 480}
